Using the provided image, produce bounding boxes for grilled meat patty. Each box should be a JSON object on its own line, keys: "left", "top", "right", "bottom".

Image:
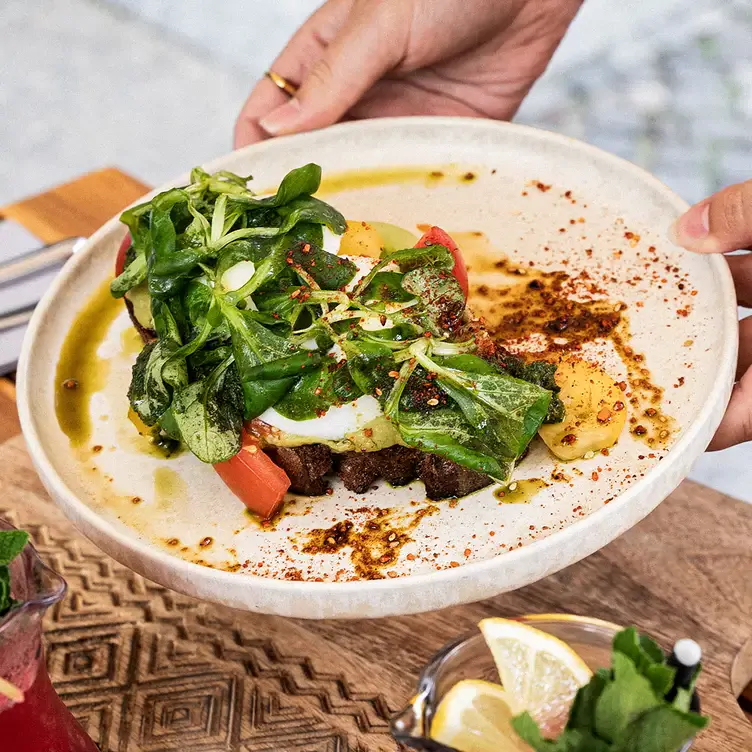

{"left": 268, "top": 444, "right": 492, "bottom": 499}
{"left": 265, "top": 445, "right": 334, "bottom": 496}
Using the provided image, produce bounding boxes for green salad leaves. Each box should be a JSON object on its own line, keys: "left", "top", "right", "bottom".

{"left": 514, "top": 627, "right": 709, "bottom": 752}
{"left": 0, "top": 529, "right": 30, "bottom": 617}
{"left": 112, "top": 163, "right": 562, "bottom": 478}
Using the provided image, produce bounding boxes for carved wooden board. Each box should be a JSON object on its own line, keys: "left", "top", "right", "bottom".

{"left": 1, "top": 170, "right": 751, "bottom": 751}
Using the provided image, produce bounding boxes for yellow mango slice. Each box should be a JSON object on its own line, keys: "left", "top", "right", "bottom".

{"left": 339, "top": 220, "right": 384, "bottom": 258}
{"left": 539, "top": 358, "right": 627, "bottom": 460}
{"left": 339, "top": 220, "right": 418, "bottom": 257}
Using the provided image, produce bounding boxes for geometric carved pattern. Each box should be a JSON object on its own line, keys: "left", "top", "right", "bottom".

{"left": 0, "top": 473, "right": 400, "bottom": 752}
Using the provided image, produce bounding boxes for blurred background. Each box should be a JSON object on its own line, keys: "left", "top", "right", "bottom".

{"left": 1, "top": 0, "right": 751, "bottom": 498}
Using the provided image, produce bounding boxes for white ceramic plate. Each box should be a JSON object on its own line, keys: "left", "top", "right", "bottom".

{"left": 17, "top": 118, "right": 737, "bottom": 618}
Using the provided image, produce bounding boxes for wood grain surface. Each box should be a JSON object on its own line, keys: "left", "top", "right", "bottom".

{"left": 1, "top": 170, "right": 751, "bottom": 751}
{"left": 0, "top": 168, "right": 148, "bottom": 243}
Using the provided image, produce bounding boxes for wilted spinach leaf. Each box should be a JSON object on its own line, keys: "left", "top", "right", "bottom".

{"left": 436, "top": 367, "right": 551, "bottom": 458}
{"left": 223, "top": 304, "right": 300, "bottom": 418}
{"left": 243, "top": 351, "right": 322, "bottom": 380}
{"left": 492, "top": 350, "right": 565, "bottom": 423}
{"left": 273, "top": 360, "right": 362, "bottom": 421}
{"left": 344, "top": 340, "right": 398, "bottom": 405}
{"left": 401, "top": 266, "right": 465, "bottom": 336}
{"left": 382, "top": 244, "right": 455, "bottom": 271}
{"left": 276, "top": 196, "right": 347, "bottom": 235}
{"left": 128, "top": 302, "right": 188, "bottom": 426}
{"left": 361, "top": 271, "right": 415, "bottom": 304}
{"left": 229, "top": 163, "right": 323, "bottom": 208}
{"left": 111, "top": 252, "right": 147, "bottom": 298}
{"left": 171, "top": 358, "right": 243, "bottom": 463}
{"left": 397, "top": 409, "right": 511, "bottom": 480}
{"left": 146, "top": 189, "right": 205, "bottom": 299}
{"left": 287, "top": 241, "right": 357, "bottom": 290}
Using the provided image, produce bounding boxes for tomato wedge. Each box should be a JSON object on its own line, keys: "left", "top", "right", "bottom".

{"left": 214, "top": 432, "right": 290, "bottom": 519}
{"left": 115, "top": 232, "right": 131, "bottom": 276}
{"left": 415, "top": 226, "right": 469, "bottom": 298}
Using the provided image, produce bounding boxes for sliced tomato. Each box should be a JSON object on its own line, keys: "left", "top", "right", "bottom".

{"left": 115, "top": 232, "right": 131, "bottom": 276}
{"left": 415, "top": 226, "right": 468, "bottom": 298}
{"left": 214, "top": 432, "right": 290, "bottom": 519}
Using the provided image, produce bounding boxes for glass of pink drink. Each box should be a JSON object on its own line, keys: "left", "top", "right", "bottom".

{"left": 0, "top": 520, "right": 98, "bottom": 752}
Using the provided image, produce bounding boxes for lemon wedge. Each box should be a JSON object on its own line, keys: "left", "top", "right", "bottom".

{"left": 430, "top": 680, "right": 531, "bottom": 752}
{"left": 479, "top": 618, "right": 592, "bottom": 736}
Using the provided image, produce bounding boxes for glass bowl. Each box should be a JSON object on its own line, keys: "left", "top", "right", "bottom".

{"left": 390, "top": 613, "right": 694, "bottom": 752}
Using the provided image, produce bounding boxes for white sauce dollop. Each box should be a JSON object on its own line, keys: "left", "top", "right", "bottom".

{"left": 259, "top": 395, "right": 383, "bottom": 441}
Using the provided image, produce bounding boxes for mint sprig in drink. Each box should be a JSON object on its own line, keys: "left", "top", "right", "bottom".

{"left": 0, "top": 521, "right": 98, "bottom": 751}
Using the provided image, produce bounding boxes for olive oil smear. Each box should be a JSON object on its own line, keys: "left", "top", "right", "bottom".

{"left": 55, "top": 280, "right": 122, "bottom": 447}
{"left": 316, "top": 165, "right": 472, "bottom": 195}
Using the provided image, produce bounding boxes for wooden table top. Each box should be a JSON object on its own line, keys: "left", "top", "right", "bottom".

{"left": 1, "top": 171, "right": 751, "bottom": 751}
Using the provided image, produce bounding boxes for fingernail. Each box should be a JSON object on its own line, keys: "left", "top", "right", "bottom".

{"left": 259, "top": 99, "right": 302, "bottom": 135}
{"left": 669, "top": 201, "right": 717, "bottom": 252}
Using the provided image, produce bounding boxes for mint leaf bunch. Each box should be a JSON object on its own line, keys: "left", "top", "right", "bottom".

{"left": 0, "top": 530, "right": 30, "bottom": 618}
{"left": 513, "top": 627, "right": 709, "bottom": 752}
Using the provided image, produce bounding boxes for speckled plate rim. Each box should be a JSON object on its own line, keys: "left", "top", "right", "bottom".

{"left": 16, "top": 117, "right": 738, "bottom": 618}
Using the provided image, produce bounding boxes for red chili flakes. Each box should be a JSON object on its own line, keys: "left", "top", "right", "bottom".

{"left": 596, "top": 408, "right": 612, "bottom": 423}
{"left": 591, "top": 472, "right": 599, "bottom": 481}
{"left": 199, "top": 536, "right": 213, "bottom": 548}
{"left": 62, "top": 378, "right": 78, "bottom": 390}
{"left": 463, "top": 548, "right": 472, "bottom": 558}
{"left": 561, "top": 434, "right": 577, "bottom": 445}
{"left": 131, "top": 496, "right": 142, "bottom": 505}
{"left": 388, "top": 370, "right": 400, "bottom": 378}
{"left": 617, "top": 381, "right": 628, "bottom": 392}
{"left": 535, "top": 182, "right": 551, "bottom": 192}
{"left": 676, "top": 307, "right": 690, "bottom": 317}
{"left": 406, "top": 553, "right": 416, "bottom": 561}
{"left": 375, "top": 387, "right": 383, "bottom": 396}
{"left": 364, "top": 428, "right": 373, "bottom": 438}
{"left": 632, "top": 425, "right": 647, "bottom": 436}
{"left": 450, "top": 561, "right": 460, "bottom": 568}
